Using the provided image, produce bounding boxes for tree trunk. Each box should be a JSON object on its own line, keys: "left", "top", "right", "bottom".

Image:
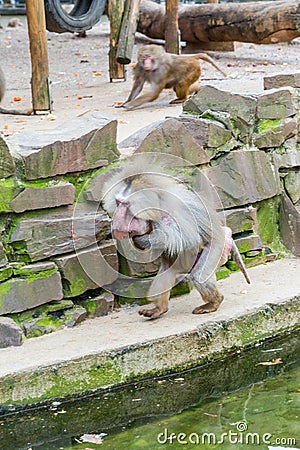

{"left": 137, "top": 0, "right": 300, "bottom": 45}
{"left": 165, "top": 0, "right": 179, "bottom": 54}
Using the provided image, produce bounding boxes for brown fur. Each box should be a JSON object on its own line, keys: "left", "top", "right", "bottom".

{"left": 122, "top": 44, "right": 226, "bottom": 110}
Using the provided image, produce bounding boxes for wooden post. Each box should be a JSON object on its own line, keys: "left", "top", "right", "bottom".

{"left": 26, "top": 0, "right": 51, "bottom": 112}
{"left": 116, "top": 0, "right": 141, "bottom": 64}
{"left": 165, "top": 0, "right": 179, "bottom": 54}
{"left": 108, "top": 0, "right": 125, "bottom": 81}
{"left": 207, "top": 0, "right": 219, "bottom": 3}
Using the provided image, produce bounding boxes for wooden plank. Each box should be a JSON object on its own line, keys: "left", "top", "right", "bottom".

{"left": 26, "top": 0, "right": 51, "bottom": 112}
{"left": 116, "top": 0, "right": 141, "bottom": 64}
{"left": 108, "top": 0, "right": 125, "bottom": 81}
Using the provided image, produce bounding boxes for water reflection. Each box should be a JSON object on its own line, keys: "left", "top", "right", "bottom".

{"left": 1, "top": 331, "right": 299, "bottom": 449}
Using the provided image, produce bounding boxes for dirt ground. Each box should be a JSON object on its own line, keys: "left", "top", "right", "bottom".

{"left": 1, "top": 14, "right": 300, "bottom": 143}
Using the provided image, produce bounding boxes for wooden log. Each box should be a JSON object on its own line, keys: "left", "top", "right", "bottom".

{"left": 117, "top": 0, "right": 141, "bottom": 64}
{"left": 137, "top": 0, "right": 300, "bottom": 44}
{"left": 26, "top": 0, "right": 51, "bottom": 112}
{"left": 108, "top": 0, "right": 125, "bottom": 81}
{"left": 165, "top": 0, "right": 179, "bottom": 54}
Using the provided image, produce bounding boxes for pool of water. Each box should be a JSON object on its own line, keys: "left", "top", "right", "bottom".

{"left": 1, "top": 331, "right": 300, "bottom": 450}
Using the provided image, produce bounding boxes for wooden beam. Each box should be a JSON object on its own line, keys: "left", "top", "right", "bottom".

{"left": 165, "top": 0, "right": 179, "bottom": 54}
{"left": 26, "top": 0, "right": 51, "bottom": 112}
{"left": 117, "top": 0, "right": 141, "bottom": 64}
{"left": 108, "top": 0, "right": 125, "bottom": 81}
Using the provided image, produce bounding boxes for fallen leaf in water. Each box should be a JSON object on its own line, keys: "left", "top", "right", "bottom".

{"left": 204, "top": 412, "right": 218, "bottom": 417}
{"left": 13, "top": 96, "right": 22, "bottom": 102}
{"left": 80, "top": 433, "right": 105, "bottom": 444}
{"left": 92, "top": 71, "right": 102, "bottom": 77}
{"left": 257, "top": 358, "right": 283, "bottom": 366}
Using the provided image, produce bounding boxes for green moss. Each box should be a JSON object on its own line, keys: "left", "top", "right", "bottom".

{"left": 81, "top": 298, "right": 97, "bottom": 316}
{"left": 0, "top": 280, "right": 13, "bottom": 297}
{"left": 256, "top": 197, "right": 287, "bottom": 252}
{"left": 117, "top": 279, "right": 148, "bottom": 305}
{"left": 10, "top": 300, "right": 74, "bottom": 324}
{"left": 170, "top": 279, "right": 192, "bottom": 297}
{"left": 12, "top": 264, "right": 51, "bottom": 277}
{"left": 226, "top": 260, "right": 240, "bottom": 272}
{"left": 79, "top": 296, "right": 109, "bottom": 317}
{"left": 10, "top": 300, "right": 75, "bottom": 338}
{"left": 0, "top": 267, "right": 13, "bottom": 282}
{"left": 216, "top": 266, "right": 231, "bottom": 281}
{"left": 26, "top": 269, "right": 57, "bottom": 283}
{"left": 89, "top": 361, "right": 121, "bottom": 386}
{"left": 65, "top": 277, "right": 88, "bottom": 298}
{"left": 23, "top": 316, "right": 62, "bottom": 338}
{"left": 64, "top": 171, "right": 94, "bottom": 200}
{"left": 235, "top": 240, "right": 252, "bottom": 254}
{"left": 64, "top": 162, "right": 120, "bottom": 201}
{"left": 257, "top": 118, "right": 281, "bottom": 134}
{"left": 47, "top": 300, "right": 74, "bottom": 312}
{"left": 0, "top": 178, "right": 20, "bottom": 212}
{"left": 9, "top": 240, "right": 30, "bottom": 262}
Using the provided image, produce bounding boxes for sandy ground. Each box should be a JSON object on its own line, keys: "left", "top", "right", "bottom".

{"left": 1, "top": 14, "right": 300, "bottom": 143}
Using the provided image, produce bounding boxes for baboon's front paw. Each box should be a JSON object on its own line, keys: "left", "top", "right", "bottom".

{"left": 192, "top": 303, "right": 219, "bottom": 314}
{"left": 138, "top": 306, "right": 167, "bottom": 320}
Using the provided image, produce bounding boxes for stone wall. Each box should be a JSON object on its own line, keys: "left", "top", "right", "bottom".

{"left": 0, "top": 74, "right": 299, "bottom": 348}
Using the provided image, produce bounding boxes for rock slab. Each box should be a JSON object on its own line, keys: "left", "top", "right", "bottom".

{"left": 7, "top": 114, "right": 119, "bottom": 180}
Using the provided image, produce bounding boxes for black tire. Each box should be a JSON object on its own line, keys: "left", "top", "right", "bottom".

{"left": 44, "top": 0, "right": 106, "bottom": 34}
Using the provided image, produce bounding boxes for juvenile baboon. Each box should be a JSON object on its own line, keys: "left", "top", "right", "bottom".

{"left": 121, "top": 44, "right": 226, "bottom": 110}
{"left": 0, "top": 67, "right": 32, "bottom": 115}
{"left": 103, "top": 159, "right": 250, "bottom": 320}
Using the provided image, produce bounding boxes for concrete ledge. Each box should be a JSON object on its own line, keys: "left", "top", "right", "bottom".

{"left": 0, "top": 258, "right": 299, "bottom": 411}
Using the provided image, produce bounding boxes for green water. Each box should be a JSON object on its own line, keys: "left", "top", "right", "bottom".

{"left": 1, "top": 332, "right": 299, "bottom": 450}
{"left": 94, "top": 366, "right": 300, "bottom": 450}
